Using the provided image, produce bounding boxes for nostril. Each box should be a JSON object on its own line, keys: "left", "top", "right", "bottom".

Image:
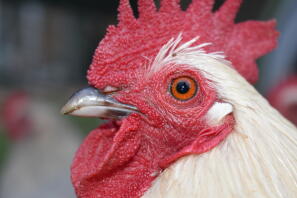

{"left": 103, "top": 86, "right": 120, "bottom": 94}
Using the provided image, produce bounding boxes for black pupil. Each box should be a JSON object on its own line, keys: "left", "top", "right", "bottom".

{"left": 176, "top": 81, "right": 190, "bottom": 94}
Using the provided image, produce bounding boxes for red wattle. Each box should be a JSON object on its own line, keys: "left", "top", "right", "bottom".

{"left": 159, "top": 115, "right": 234, "bottom": 169}
{"left": 71, "top": 112, "right": 234, "bottom": 198}
{"left": 71, "top": 116, "right": 157, "bottom": 198}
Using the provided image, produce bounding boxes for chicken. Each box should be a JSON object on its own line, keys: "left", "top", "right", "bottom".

{"left": 61, "top": 0, "right": 297, "bottom": 197}
{"left": 0, "top": 92, "right": 81, "bottom": 198}
{"left": 268, "top": 76, "right": 297, "bottom": 125}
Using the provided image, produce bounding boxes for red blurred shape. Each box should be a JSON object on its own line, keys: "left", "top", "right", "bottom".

{"left": 268, "top": 76, "right": 297, "bottom": 125}
{"left": 2, "top": 91, "right": 32, "bottom": 141}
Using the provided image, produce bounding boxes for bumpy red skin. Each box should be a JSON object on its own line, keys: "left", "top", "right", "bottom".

{"left": 72, "top": 65, "right": 234, "bottom": 197}
{"left": 268, "top": 76, "right": 297, "bottom": 125}
{"left": 72, "top": 0, "right": 278, "bottom": 197}
{"left": 87, "top": 0, "right": 278, "bottom": 88}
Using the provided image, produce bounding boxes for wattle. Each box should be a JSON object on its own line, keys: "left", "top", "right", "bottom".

{"left": 71, "top": 116, "right": 158, "bottom": 198}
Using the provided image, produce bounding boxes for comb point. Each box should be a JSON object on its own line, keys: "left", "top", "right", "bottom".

{"left": 118, "top": 0, "right": 136, "bottom": 25}
{"left": 160, "top": 0, "right": 181, "bottom": 12}
{"left": 187, "top": 0, "right": 215, "bottom": 14}
{"left": 138, "top": 0, "right": 157, "bottom": 19}
{"left": 215, "top": 0, "right": 242, "bottom": 23}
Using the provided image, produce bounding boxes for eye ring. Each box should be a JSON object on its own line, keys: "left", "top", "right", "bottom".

{"left": 170, "top": 76, "right": 198, "bottom": 101}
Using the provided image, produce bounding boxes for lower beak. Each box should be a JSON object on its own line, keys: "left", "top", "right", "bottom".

{"left": 60, "top": 87, "right": 137, "bottom": 119}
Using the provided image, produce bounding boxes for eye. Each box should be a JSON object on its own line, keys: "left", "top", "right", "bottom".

{"left": 170, "top": 76, "right": 198, "bottom": 101}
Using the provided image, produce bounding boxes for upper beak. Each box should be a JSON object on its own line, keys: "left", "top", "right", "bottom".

{"left": 60, "top": 87, "right": 138, "bottom": 119}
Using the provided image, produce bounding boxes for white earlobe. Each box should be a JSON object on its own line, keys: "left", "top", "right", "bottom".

{"left": 206, "top": 102, "right": 233, "bottom": 125}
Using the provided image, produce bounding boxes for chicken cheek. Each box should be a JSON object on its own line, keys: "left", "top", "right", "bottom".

{"left": 149, "top": 67, "right": 216, "bottom": 128}
{"left": 142, "top": 67, "right": 235, "bottom": 168}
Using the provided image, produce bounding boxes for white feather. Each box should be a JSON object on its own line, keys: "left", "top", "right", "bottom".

{"left": 142, "top": 36, "right": 297, "bottom": 198}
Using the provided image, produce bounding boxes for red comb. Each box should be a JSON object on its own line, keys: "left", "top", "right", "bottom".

{"left": 88, "top": 0, "right": 278, "bottom": 85}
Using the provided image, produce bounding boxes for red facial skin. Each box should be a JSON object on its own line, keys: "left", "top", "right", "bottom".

{"left": 71, "top": 65, "right": 234, "bottom": 198}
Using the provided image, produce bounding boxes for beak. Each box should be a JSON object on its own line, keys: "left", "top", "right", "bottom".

{"left": 60, "top": 87, "right": 138, "bottom": 119}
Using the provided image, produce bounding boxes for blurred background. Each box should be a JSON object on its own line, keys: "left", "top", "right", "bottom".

{"left": 0, "top": 0, "right": 296, "bottom": 197}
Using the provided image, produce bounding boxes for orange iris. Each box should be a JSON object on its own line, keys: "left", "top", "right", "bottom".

{"left": 170, "top": 77, "right": 198, "bottom": 101}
